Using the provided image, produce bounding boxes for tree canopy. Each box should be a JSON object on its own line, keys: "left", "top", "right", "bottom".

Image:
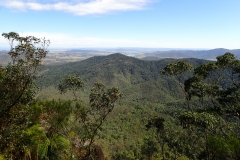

{"left": 161, "top": 52, "right": 240, "bottom": 159}
{"left": 0, "top": 32, "right": 50, "bottom": 158}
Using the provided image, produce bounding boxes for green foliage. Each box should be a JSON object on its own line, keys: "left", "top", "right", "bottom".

{"left": 90, "top": 83, "right": 122, "bottom": 113}
{"left": 207, "top": 135, "right": 240, "bottom": 159}
{"left": 36, "top": 54, "right": 206, "bottom": 104}
{"left": 160, "top": 60, "right": 194, "bottom": 76}
{"left": 112, "top": 150, "right": 136, "bottom": 160}
{"left": 20, "top": 100, "right": 77, "bottom": 159}
{"left": 75, "top": 82, "right": 122, "bottom": 159}
{"left": 21, "top": 125, "right": 50, "bottom": 159}
{"left": 161, "top": 53, "right": 240, "bottom": 121}
{"left": 36, "top": 100, "right": 73, "bottom": 138}
{"left": 145, "top": 116, "right": 168, "bottom": 160}
{"left": 185, "top": 53, "right": 240, "bottom": 119}
{"left": 58, "top": 74, "right": 84, "bottom": 101}
{"left": 146, "top": 117, "right": 165, "bottom": 133}
{"left": 161, "top": 52, "right": 240, "bottom": 159}
{"left": 179, "top": 111, "right": 217, "bottom": 129}
{"left": 0, "top": 32, "right": 49, "bottom": 158}
{"left": 34, "top": 53, "right": 209, "bottom": 159}
{"left": 5, "top": 49, "right": 238, "bottom": 159}
{"left": 141, "top": 138, "right": 159, "bottom": 159}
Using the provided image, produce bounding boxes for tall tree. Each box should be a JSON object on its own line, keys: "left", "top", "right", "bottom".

{"left": 146, "top": 116, "right": 165, "bottom": 160}
{"left": 58, "top": 76, "right": 122, "bottom": 159}
{"left": 0, "top": 32, "right": 49, "bottom": 158}
{"left": 161, "top": 53, "right": 240, "bottom": 122}
{"left": 161, "top": 52, "right": 240, "bottom": 159}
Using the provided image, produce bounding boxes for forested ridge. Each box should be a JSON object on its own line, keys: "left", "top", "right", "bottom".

{"left": 1, "top": 32, "right": 240, "bottom": 160}
{"left": 36, "top": 53, "right": 207, "bottom": 103}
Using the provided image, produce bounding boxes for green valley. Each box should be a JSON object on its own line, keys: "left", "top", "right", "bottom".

{"left": 1, "top": 32, "right": 240, "bottom": 160}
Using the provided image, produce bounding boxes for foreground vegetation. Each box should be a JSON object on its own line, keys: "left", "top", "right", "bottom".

{"left": 0, "top": 32, "right": 239, "bottom": 159}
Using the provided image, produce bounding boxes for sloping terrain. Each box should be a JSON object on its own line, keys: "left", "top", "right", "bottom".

{"left": 140, "top": 48, "right": 240, "bottom": 60}
{"left": 35, "top": 53, "right": 226, "bottom": 159}
{"left": 36, "top": 53, "right": 207, "bottom": 103}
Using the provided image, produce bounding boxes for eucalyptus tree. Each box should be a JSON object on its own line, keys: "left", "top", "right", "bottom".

{"left": 161, "top": 53, "right": 240, "bottom": 125}
{"left": 58, "top": 76, "right": 122, "bottom": 159}
{"left": 0, "top": 32, "right": 49, "bottom": 158}
{"left": 58, "top": 74, "right": 84, "bottom": 101}
{"left": 145, "top": 116, "right": 165, "bottom": 160}
{"left": 161, "top": 52, "right": 240, "bottom": 159}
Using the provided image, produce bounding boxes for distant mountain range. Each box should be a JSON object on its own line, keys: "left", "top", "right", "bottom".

{"left": 138, "top": 48, "right": 240, "bottom": 60}
{"left": 1, "top": 48, "right": 240, "bottom": 66}
{"left": 57, "top": 48, "right": 240, "bottom": 61}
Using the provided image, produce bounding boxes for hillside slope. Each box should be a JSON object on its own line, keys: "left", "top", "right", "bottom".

{"left": 35, "top": 53, "right": 213, "bottom": 159}
{"left": 140, "top": 48, "right": 240, "bottom": 60}
{"left": 37, "top": 53, "right": 206, "bottom": 103}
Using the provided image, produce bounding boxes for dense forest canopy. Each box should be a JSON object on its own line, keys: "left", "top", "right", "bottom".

{"left": 0, "top": 32, "right": 240, "bottom": 160}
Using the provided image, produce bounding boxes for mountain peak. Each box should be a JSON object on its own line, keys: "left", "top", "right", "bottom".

{"left": 107, "top": 53, "right": 129, "bottom": 58}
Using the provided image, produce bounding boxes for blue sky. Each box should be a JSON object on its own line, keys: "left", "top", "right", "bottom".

{"left": 0, "top": 0, "right": 240, "bottom": 49}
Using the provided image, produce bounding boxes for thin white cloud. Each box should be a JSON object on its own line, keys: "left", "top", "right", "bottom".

{"left": 1, "top": 32, "right": 239, "bottom": 49}
{"left": 0, "top": 32, "right": 160, "bottom": 48}
{"left": 0, "top": 0, "right": 153, "bottom": 15}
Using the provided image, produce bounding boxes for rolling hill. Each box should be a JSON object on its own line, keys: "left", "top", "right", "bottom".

{"left": 36, "top": 53, "right": 207, "bottom": 104}
{"left": 139, "top": 48, "right": 240, "bottom": 60}
{"left": 34, "top": 53, "right": 234, "bottom": 159}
